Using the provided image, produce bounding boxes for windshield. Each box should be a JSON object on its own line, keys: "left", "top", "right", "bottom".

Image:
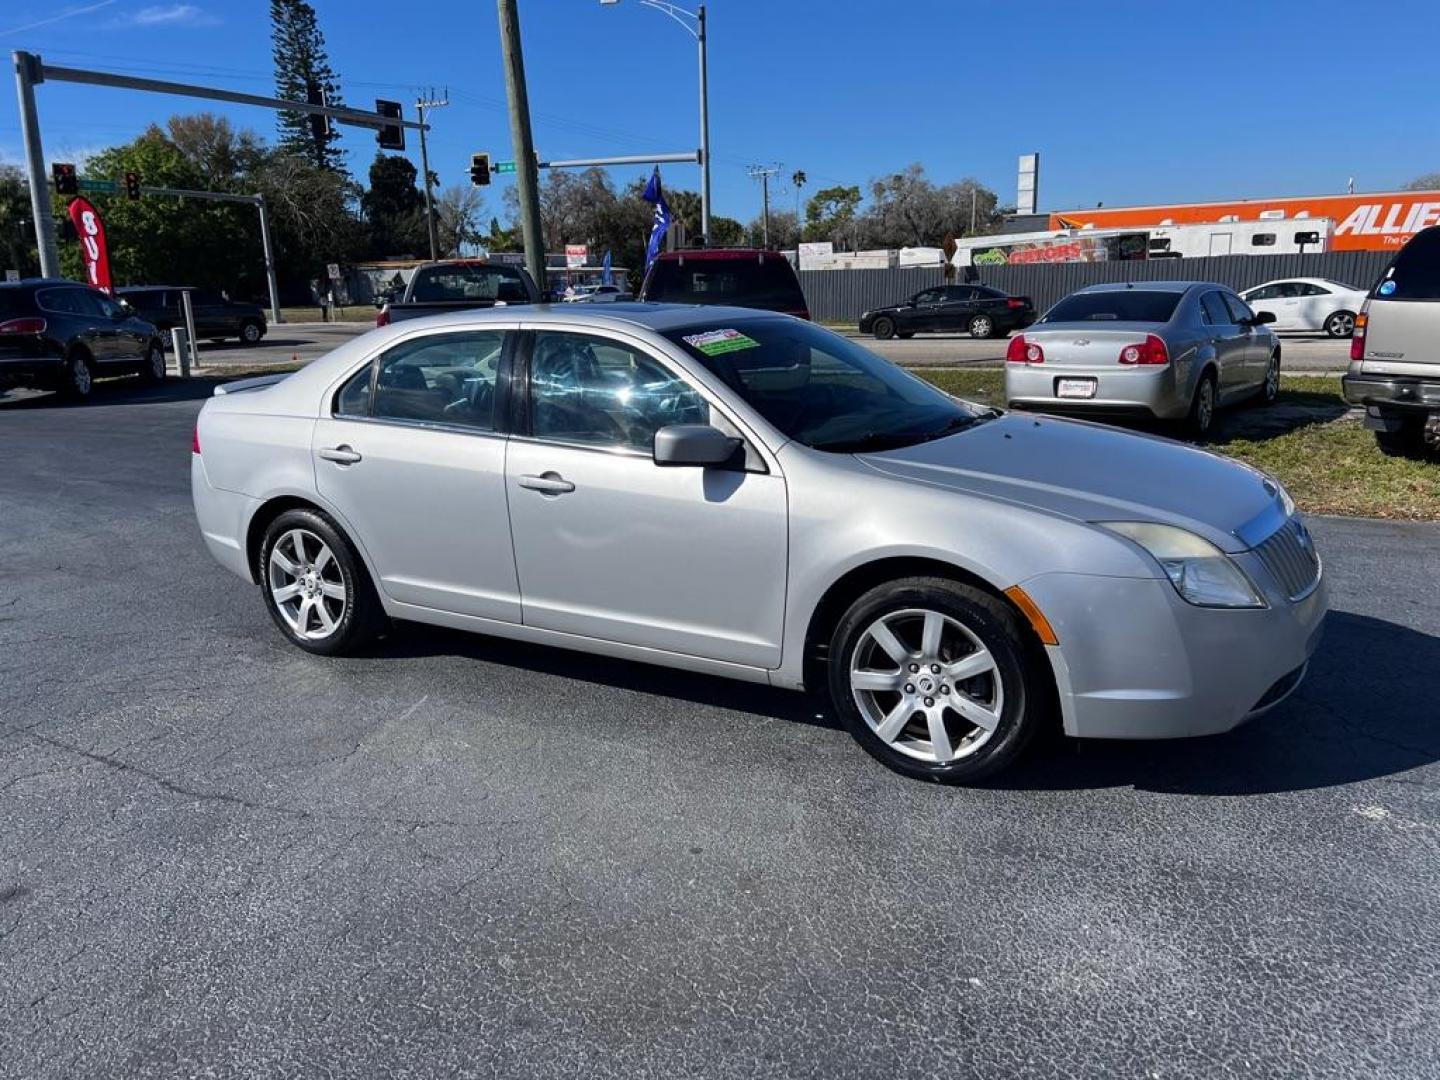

{"left": 410, "top": 264, "right": 530, "bottom": 303}
{"left": 1042, "top": 290, "right": 1182, "bottom": 323}
{"left": 663, "top": 318, "right": 986, "bottom": 452}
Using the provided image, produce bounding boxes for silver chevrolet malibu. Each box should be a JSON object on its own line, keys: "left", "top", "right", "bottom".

{"left": 1005, "top": 281, "right": 1282, "bottom": 436}
{"left": 192, "top": 304, "right": 1326, "bottom": 784}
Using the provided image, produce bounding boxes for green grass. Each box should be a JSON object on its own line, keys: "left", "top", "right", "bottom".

{"left": 914, "top": 370, "right": 1440, "bottom": 521}
{"left": 278, "top": 306, "right": 377, "bottom": 325}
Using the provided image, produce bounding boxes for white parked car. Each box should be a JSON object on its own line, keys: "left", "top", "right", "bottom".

{"left": 1240, "top": 277, "right": 1370, "bottom": 337}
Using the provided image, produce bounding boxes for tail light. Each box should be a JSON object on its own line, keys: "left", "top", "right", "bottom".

{"left": 375, "top": 307, "right": 391, "bottom": 328}
{"left": 1005, "top": 298, "right": 1026, "bottom": 309}
{"left": 191, "top": 425, "right": 201, "bottom": 455}
{"left": 0, "top": 317, "right": 46, "bottom": 335}
{"left": 1350, "top": 309, "right": 1368, "bottom": 363}
{"left": 1118, "top": 335, "right": 1169, "bottom": 366}
{"left": 1006, "top": 334, "right": 1044, "bottom": 364}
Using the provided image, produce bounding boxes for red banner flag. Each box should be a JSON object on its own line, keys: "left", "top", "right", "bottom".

{"left": 67, "top": 197, "right": 113, "bottom": 294}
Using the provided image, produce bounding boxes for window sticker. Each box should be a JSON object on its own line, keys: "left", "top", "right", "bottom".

{"left": 1378, "top": 280, "right": 1397, "bottom": 296}
{"left": 682, "top": 329, "right": 761, "bottom": 356}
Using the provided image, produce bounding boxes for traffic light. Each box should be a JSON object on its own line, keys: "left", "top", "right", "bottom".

{"left": 124, "top": 171, "right": 141, "bottom": 200}
{"left": 375, "top": 100, "right": 404, "bottom": 151}
{"left": 470, "top": 152, "right": 491, "bottom": 187}
{"left": 52, "top": 162, "right": 77, "bottom": 196}
{"left": 306, "top": 82, "right": 332, "bottom": 144}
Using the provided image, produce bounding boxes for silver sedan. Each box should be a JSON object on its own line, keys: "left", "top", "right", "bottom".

{"left": 192, "top": 303, "right": 1326, "bottom": 783}
{"left": 1004, "top": 281, "right": 1281, "bottom": 435}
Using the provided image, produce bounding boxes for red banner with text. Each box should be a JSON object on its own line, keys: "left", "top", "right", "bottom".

{"left": 67, "top": 197, "right": 113, "bottom": 294}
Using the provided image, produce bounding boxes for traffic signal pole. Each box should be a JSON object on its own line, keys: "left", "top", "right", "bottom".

{"left": 497, "top": 0, "right": 547, "bottom": 293}
{"left": 13, "top": 52, "right": 59, "bottom": 277}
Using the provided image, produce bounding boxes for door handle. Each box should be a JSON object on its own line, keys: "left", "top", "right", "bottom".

{"left": 318, "top": 445, "right": 362, "bottom": 465}
{"left": 518, "top": 472, "right": 575, "bottom": 495}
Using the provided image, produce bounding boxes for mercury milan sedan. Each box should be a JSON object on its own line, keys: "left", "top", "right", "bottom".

{"left": 192, "top": 304, "right": 1327, "bottom": 783}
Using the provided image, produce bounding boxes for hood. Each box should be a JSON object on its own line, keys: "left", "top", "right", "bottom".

{"left": 857, "top": 414, "right": 1281, "bottom": 553}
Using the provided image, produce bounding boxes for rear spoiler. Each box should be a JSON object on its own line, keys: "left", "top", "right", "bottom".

{"left": 214, "top": 372, "right": 291, "bottom": 396}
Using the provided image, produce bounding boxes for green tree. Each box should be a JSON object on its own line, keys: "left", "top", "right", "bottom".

{"left": 362, "top": 153, "right": 426, "bottom": 257}
{"left": 270, "top": 0, "right": 346, "bottom": 171}
{"left": 1406, "top": 173, "right": 1440, "bottom": 190}
{"left": 707, "top": 215, "right": 744, "bottom": 246}
{"left": 803, "top": 184, "right": 861, "bottom": 244}
{"left": 0, "top": 164, "right": 39, "bottom": 278}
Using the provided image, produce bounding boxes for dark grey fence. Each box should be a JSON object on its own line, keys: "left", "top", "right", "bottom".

{"left": 799, "top": 250, "right": 1394, "bottom": 324}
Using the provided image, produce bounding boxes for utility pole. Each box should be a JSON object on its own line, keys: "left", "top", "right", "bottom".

{"left": 497, "top": 0, "right": 547, "bottom": 293}
{"left": 697, "top": 4, "right": 710, "bottom": 241}
{"left": 415, "top": 90, "right": 448, "bottom": 261}
{"left": 13, "top": 52, "right": 58, "bottom": 278}
{"left": 748, "top": 164, "right": 780, "bottom": 248}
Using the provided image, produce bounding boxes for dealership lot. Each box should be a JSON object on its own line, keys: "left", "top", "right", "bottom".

{"left": 1, "top": 382, "right": 1437, "bottom": 1077}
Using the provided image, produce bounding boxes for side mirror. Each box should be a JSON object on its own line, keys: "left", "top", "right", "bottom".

{"left": 1251, "top": 310, "right": 1276, "bottom": 325}
{"left": 653, "top": 424, "right": 742, "bottom": 468}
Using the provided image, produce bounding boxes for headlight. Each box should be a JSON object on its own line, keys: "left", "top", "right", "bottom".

{"left": 1098, "top": 521, "right": 1266, "bottom": 609}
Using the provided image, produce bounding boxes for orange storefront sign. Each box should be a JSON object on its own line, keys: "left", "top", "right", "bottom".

{"left": 1051, "top": 191, "right": 1440, "bottom": 251}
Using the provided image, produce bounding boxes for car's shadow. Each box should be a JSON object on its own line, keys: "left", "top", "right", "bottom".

{"left": 370, "top": 610, "right": 1436, "bottom": 795}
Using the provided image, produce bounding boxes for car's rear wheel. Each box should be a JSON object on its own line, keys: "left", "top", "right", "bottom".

{"left": 1374, "top": 419, "right": 1427, "bottom": 458}
{"left": 969, "top": 315, "right": 994, "bottom": 339}
{"left": 138, "top": 342, "right": 166, "bottom": 384}
{"left": 827, "top": 577, "right": 1045, "bottom": 784}
{"left": 1259, "top": 351, "right": 1280, "bottom": 405}
{"left": 258, "top": 508, "right": 384, "bottom": 656}
{"left": 1188, "top": 371, "right": 1217, "bottom": 437}
{"left": 871, "top": 316, "right": 896, "bottom": 340}
{"left": 1324, "top": 310, "right": 1355, "bottom": 338}
{"left": 58, "top": 350, "right": 93, "bottom": 399}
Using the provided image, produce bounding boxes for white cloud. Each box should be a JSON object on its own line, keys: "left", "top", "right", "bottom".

{"left": 122, "top": 4, "right": 220, "bottom": 27}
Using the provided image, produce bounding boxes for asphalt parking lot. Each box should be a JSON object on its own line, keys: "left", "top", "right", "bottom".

{"left": 2, "top": 378, "right": 1438, "bottom": 1078}
{"left": 185, "top": 319, "right": 1356, "bottom": 375}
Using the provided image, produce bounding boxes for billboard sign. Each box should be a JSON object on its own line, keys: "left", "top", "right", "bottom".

{"left": 565, "top": 243, "right": 588, "bottom": 268}
{"left": 968, "top": 232, "right": 1148, "bottom": 266}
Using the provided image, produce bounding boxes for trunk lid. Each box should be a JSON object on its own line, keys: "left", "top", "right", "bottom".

{"left": 1016, "top": 322, "right": 1162, "bottom": 369}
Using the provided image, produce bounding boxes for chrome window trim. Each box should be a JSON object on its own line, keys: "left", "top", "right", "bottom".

{"left": 328, "top": 412, "right": 506, "bottom": 442}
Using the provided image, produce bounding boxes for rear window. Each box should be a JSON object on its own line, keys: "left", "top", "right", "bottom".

{"left": 1042, "top": 290, "right": 1182, "bottom": 324}
{"left": 644, "top": 256, "right": 805, "bottom": 313}
{"left": 410, "top": 264, "right": 530, "bottom": 304}
{"left": 1373, "top": 226, "right": 1440, "bottom": 301}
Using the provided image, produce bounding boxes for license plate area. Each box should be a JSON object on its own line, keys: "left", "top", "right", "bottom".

{"left": 1055, "top": 377, "right": 1097, "bottom": 400}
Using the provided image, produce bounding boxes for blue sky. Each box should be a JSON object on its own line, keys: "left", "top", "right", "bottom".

{"left": 2, "top": 0, "right": 1438, "bottom": 226}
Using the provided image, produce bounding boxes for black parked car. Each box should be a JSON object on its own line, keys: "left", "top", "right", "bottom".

{"left": 0, "top": 279, "right": 166, "bottom": 399}
{"left": 117, "top": 285, "right": 268, "bottom": 344}
{"left": 859, "top": 284, "right": 1036, "bottom": 339}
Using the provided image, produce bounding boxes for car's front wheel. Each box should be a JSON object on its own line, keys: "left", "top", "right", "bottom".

{"left": 871, "top": 316, "right": 896, "bottom": 340}
{"left": 239, "top": 319, "right": 264, "bottom": 344}
{"left": 1324, "top": 310, "right": 1356, "bottom": 338}
{"left": 827, "top": 577, "right": 1046, "bottom": 784}
{"left": 258, "top": 508, "right": 384, "bottom": 655}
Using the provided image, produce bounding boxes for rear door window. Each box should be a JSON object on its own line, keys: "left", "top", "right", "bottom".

{"left": 1373, "top": 226, "right": 1440, "bottom": 300}
{"left": 1221, "top": 293, "right": 1256, "bottom": 324}
{"left": 1200, "top": 292, "right": 1232, "bottom": 325}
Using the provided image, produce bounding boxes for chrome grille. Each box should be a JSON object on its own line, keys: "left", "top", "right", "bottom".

{"left": 1253, "top": 516, "right": 1321, "bottom": 601}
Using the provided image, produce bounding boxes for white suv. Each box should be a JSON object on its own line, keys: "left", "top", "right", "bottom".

{"left": 1342, "top": 226, "right": 1440, "bottom": 456}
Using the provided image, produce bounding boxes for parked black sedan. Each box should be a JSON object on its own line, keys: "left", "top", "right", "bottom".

{"left": 859, "top": 284, "right": 1036, "bottom": 339}
{"left": 0, "top": 279, "right": 166, "bottom": 399}
{"left": 117, "top": 285, "right": 268, "bottom": 344}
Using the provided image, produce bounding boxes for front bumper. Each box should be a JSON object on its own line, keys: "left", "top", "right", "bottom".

{"left": 1005, "top": 363, "right": 1187, "bottom": 420}
{"left": 1021, "top": 557, "right": 1328, "bottom": 740}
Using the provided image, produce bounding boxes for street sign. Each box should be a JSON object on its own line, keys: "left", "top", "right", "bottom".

{"left": 77, "top": 178, "right": 116, "bottom": 195}
{"left": 326, "top": 263, "right": 341, "bottom": 281}
{"left": 4, "top": 269, "right": 19, "bottom": 283}
{"left": 493, "top": 161, "right": 516, "bottom": 174}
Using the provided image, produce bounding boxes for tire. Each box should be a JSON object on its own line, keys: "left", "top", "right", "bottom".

{"left": 138, "top": 342, "right": 166, "bottom": 384}
{"left": 827, "top": 576, "right": 1047, "bottom": 784}
{"left": 871, "top": 316, "right": 896, "bottom": 340}
{"left": 1375, "top": 420, "right": 1426, "bottom": 458}
{"left": 968, "top": 314, "right": 994, "bottom": 339}
{"left": 57, "top": 350, "right": 93, "bottom": 400}
{"left": 239, "top": 320, "right": 264, "bottom": 344}
{"left": 1324, "top": 310, "right": 1356, "bottom": 338}
{"left": 257, "top": 508, "right": 384, "bottom": 656}
{"left": 1187, "top": 371, "right": 1217, "bottom": 437}
{"left": 1258, "top": 351, "right": 1279, "bottom": 405}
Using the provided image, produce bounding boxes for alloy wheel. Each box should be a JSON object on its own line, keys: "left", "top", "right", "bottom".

{"left": 848, "top": 608, "right": 1004, "bottom": 764}
{"left": 1264, "top": 356, "right": 1280, "bottom": 401}
{"left": 267, "top": 528, "right": 347, "bottom": 640}
{"left": 970, "top": 316, "right": 992, "bottom": 338}
{"left": 241, "top": 322, "right": 262, "bottom": 343}
{"left": 1326, "top": 312, "right": 1354, "bottom": 338}
{"left": 149, "top": 346, "right": 165, "bottom": 379}
{"left": 1196, "top": 380, "right": 1215, "bottom": 432}
{"left": 70, "top": 356, "right": 92, "bottom": 396}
